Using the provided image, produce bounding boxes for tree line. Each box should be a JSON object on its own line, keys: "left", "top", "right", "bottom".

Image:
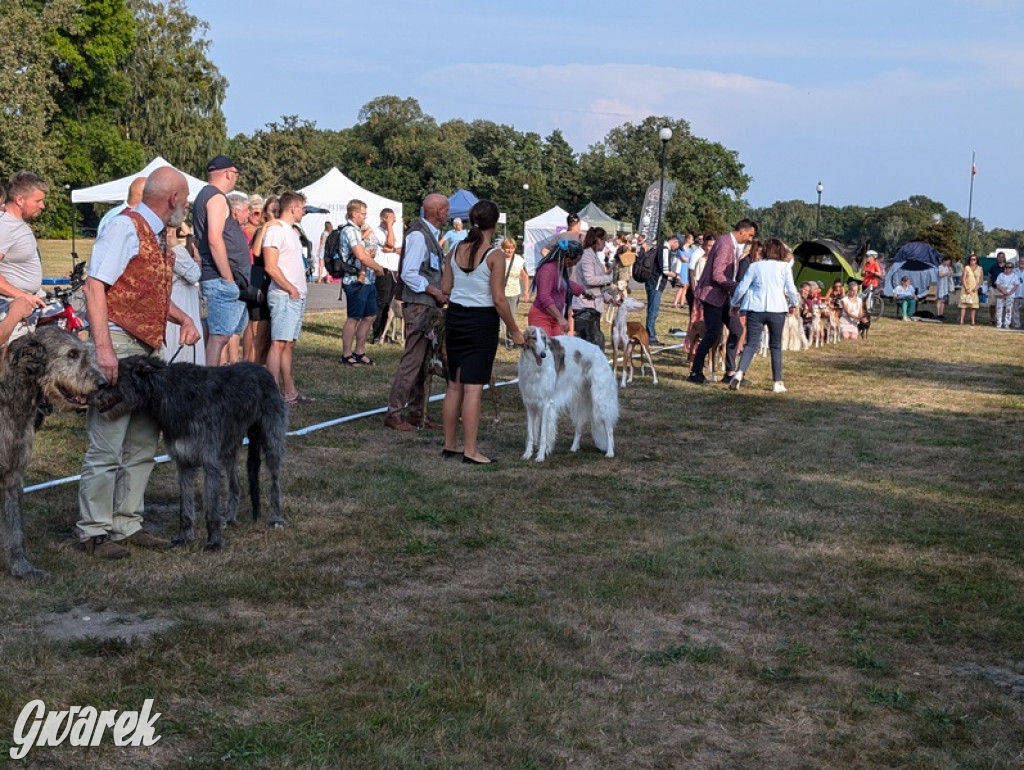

{"left": 2, "top": 0, "right": 1019, "bottom": 258}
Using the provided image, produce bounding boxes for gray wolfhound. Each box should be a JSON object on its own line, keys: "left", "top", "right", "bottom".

{"left": 1, "top": 327, "right": 105, "bottom": 579}
{"left": 92, "top": 357, "right": 287, "bottom": 551}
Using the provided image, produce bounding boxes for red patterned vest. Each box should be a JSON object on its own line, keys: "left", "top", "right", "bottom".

{"left": 105, "top": 210, "right": 174, "bottom": 350}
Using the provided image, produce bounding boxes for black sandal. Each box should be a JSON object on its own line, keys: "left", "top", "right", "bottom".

{"left": 340, "top": 354, "right": 361, "bottom": 367}
{"left": 354, "top": 353, "right": 375, "bottom": 366}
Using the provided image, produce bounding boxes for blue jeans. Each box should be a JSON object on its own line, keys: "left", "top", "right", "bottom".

{"left": 645, "top": 287, "right": 663, "bottom": 339}
{"left": 200, "top": 278, "right": 247, "bottom": 336}
{"left": 267, "top": 291, "right": 306, "bottom": 341}
{"left": 737, "top": 311, "right": 785, "bottom": 382}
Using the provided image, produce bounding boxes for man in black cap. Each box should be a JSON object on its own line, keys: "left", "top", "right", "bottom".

{"left": 538, "top": 212, "right": 584, "bottom": 260}
{"left": 194, "top": 155, "right": 251, "bottom": 365}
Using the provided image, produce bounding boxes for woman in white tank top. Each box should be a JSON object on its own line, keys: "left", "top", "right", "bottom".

{"left": 440, "top": 200, "right": 525, "bottom": 464}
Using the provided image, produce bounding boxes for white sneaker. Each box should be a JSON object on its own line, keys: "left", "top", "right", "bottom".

{"left": 772, "top": 382, "right": 787, "bottom": 393}
{"left": 729, "top": 374, "right": 742, "bottom": 390}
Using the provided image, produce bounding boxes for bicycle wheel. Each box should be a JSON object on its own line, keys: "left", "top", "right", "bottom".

{"left": 71, "top": 289, "right": 86, "bottom": 317}
{"left": 869, "top": 295, "right": 884, "bottom": 320}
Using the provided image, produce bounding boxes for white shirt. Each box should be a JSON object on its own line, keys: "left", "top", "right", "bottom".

{"left": 374, "top": 224, "right": 400, "bottom": 272}
{"left": 503, "top": 253, "right": 525, "bottom": 297}
{"left": 263, "top": 222, "right": 307, "bottom": 298}
{"left": 400, "top": 220, "right": 442, "bottom": 294}
{"left": 88, "top": 202, "right": 164, "bottom": 286}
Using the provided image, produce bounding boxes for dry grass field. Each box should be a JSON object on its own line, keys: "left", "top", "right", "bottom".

{"left": 3, "top": 241, "right": 1023, "bottom": 767}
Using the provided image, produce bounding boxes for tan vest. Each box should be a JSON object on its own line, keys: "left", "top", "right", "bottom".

{"left": 106, "top": 211, "right": 173, "bottom": 350}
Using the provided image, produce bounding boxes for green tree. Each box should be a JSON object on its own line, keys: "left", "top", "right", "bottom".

{"left": 916, "top": 216, "right": 964, "bottom": 261}
{"left": 542, "top": 129, "right": 583, "bottom": 212}
{"left": 426, "top": 120, "right": 479, "bottom": 197}
{"left": 0, "top": 0, "right": 75, "bottom": 180}
{"left": 579, "top": 116, "right": 750, "bottom": 237}
{"left": 120, "top": 0, "right": 228, "bottom": 175}
{"left": 344, "top": 96, "right": 440, "bottom": 209}
{"left": 751, "top": 200, "right": 818, "bottom": 244}
{"left": 229, "top": 116, "right": 349, "bottom": 195}
{"left": 44, "top": 0, "right": 142, "bottom": 183}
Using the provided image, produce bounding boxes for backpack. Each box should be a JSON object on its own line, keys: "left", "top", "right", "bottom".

{"left": 631, "top": 246, "right": 658, "bottom": 284}
{"left": 323, "top": 224, "right": 360, "bottom": 278}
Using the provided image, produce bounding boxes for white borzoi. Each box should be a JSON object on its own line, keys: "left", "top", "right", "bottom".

{"left": 518, "top": 327, "right": 619, "bottom": 462}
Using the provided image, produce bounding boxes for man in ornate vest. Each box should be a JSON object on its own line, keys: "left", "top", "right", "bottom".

{"left": 77, "top": 167, "right": 201, "bottom": 560}
{"left": 384, "top": 193, "right": 450, "bottom": 431}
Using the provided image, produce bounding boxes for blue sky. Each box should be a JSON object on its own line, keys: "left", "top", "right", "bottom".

{"left": 194, "top": 0, "right": 1024, "bottom": 230}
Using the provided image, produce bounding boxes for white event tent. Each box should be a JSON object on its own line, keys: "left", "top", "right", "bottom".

{"left": 523, "top": 205, "right": 589, "bottom": 275}
{"left": 298, "top": 168, "right": 403, "bottom": 267}
{"left": 70, "top": 156, "right": 207, "bottom": 203}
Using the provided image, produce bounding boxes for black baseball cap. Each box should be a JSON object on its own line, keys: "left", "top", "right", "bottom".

{"left": 207, "top": 154, "right": 238, "bottom": 172}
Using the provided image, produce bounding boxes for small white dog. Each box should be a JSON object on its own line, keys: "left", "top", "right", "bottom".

{"left": 518, "top": 327, "right": 619, "bottom": 462}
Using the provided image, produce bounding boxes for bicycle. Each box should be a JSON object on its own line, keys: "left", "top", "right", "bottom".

{"left": 38, "top": 260, "right": 89, "bottom": 337}
{"left": 861, "top": 287, "right": 884, "bottom": 320}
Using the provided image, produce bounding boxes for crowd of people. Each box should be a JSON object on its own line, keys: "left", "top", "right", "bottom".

{"left": 5, "top": 163, "right": 1024, "bottom": 554}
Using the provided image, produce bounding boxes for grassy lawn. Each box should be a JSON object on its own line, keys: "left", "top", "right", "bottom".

{"left": 3, "top": 242, "right": 1023, "bottom": 767}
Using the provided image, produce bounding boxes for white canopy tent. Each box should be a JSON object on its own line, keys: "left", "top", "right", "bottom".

{"left": 298, "top": 167, "right": 403, "bottom": 268}
{"left": 523, "top": 205, "right": 589, "bottom": 275}
{"left": 70, "top": 156, "right": 207, "bottom": 204}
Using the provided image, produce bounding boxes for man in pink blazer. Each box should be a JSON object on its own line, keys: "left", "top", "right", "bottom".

{"left": 687, "top": 219, "right": 758, "bottom": 384}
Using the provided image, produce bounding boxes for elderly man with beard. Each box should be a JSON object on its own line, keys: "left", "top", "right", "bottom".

{"left": 76, "top": 167, "right": 202, "bottom": 560}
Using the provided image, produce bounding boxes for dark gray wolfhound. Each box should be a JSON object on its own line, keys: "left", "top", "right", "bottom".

{"left": 91, "top": 357, "right": 287, "bottom": 551}
{"left": 0, "top": 327, "right": 106, "bottom": 578}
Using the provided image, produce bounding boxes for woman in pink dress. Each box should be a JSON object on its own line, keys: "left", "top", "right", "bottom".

{"left": 526, "top": 239, "right": 587, "bottom": 336}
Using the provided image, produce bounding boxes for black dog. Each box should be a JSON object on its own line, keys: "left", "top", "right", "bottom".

{"left": 92, "top": 357, "right": 287, "bottom": 550}
{"left": 858, "top": 314, "right": 871, "bottom": 338}
{"left": 1, "top": 327, "right": 105, "bottom": 578}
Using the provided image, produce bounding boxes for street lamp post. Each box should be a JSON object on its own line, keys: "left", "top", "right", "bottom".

{"left": 521, "top": 183, "right": 529, "bottom": 244}
{"left": 655, "top": 127, "right": 672, "bottom": 252}
{"left": 815, "top": 181, "right": 823, "bottom": 236}
{"left": 64, "top": 183, "right": 78, "bottom": 265}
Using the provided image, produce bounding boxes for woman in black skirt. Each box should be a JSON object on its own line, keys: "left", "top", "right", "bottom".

{"left": 440, "top": 200, "right": 525, "bottom": 464}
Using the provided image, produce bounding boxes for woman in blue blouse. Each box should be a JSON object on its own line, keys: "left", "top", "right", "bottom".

{"left": 729, "top": 238, "right": 800, "bottom": 393}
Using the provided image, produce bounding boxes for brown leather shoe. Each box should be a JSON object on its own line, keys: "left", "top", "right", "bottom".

{"left": 384, "top": 415, "right": 416, "bottom": 432}
{"left": 123, "top": 530, "right": 173, "bottom": 550}
{"left": 79, "top": 535, "right": 130, "bottom": 560}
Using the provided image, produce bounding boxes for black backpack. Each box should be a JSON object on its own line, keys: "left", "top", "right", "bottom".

{"left": 322, "top": 224, "right": 360, "bottom": 278}
{"left": 631, "top": 246, "right": 658, "bottom": 283}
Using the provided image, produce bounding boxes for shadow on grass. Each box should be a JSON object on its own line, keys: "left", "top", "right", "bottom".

{"left": 827, "top": 355, "right": 1024, "bottom": 395}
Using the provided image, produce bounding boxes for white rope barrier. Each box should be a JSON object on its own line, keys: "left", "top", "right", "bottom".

{"left": 22, "top": 379, "right": 520, "bottom": 494}
{"left": 24, "top": 341, "right": 682, "bottom": 495}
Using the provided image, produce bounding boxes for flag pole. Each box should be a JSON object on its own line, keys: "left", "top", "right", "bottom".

{"left": 964, "top": 151, "right": 976, "bottom": 260}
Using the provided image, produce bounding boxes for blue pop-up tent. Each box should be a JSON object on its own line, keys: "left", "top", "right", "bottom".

{"left": 447, "top": 189, "right": 479, "bottom": 221}
{"left": 884, "top": 241, "right": 943, "bottom": 298}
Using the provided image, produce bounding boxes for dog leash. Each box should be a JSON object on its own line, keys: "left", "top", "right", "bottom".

{"left": 167, "top": 344, "right": 185, "bottom": 364}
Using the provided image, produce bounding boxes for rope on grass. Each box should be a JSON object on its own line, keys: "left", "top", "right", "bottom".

{"left": 24, "top": 342, "right": 683, "bottom": 495}
{"left": 22, "top": 379, "right": 521, "bottom": 494}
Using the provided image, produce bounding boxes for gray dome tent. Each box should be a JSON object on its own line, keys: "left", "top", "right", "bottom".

{"left": 884, "top": 241, "right": 943, "bottom": 298}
